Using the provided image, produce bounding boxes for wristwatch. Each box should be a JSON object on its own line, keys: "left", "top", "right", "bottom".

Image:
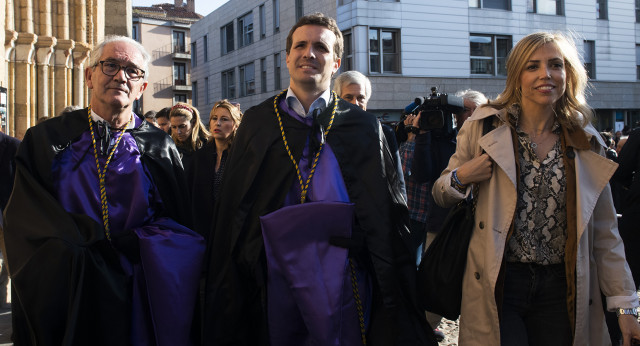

{"left": 616, "top": 307, "right": 639, "bottom": 318}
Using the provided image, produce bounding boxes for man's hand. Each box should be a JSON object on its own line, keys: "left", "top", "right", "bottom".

{"left": 455, "top": 153, "right": 493, "bottom": 185}
{"left": 619, "top": 314, "right": 640, "bottom": 346}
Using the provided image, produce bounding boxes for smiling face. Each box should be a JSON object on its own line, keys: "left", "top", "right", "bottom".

{"left": 170, "top": 116, "right": 193, "bottom": 144}
{"left": 340, "top": 83, "right": 368, "bottom": 110}
{"left": 209, "top": 107, "right": 237, "bottom": 142}
{"left": 286, "top": 24, "right": 341, "bottom": 95}
{"left": 519, "top": 43, "right": 566, "bottom": 113}
{"left": 85, "top": 41, "right": 148, "bottom": 116}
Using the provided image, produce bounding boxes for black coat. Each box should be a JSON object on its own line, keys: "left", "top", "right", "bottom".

{"left": 0, "top": 131, "right": 20, "bottom": 212}
{"left": 187, "top": 141, "right": 220, "bottom": 239}
{"left": 203, "top": 97, "right": 434, "bottom": 345}
{"left": 3, "top": 109, "right": 191, "bottom": 345}
{"left": 613, "top": 127, "right": 640, "bottom": 285}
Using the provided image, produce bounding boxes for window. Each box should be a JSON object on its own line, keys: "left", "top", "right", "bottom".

{"left": 527, "top": 0, "right": 563, "bottom": 15}
{"left": 132, "top": 25, "right": 138, "bottom": 41}
{"left": 584, "top": 40, "right": 595, "bottom": 79}
{"left": 261, "top": 58, "right": 267, "bottom": 93}
{"left": 273, "top": 0, "right": 280, "bottom": 33}
{"left": 469, "top": 0, "right": 510, "bottom": 10}
{"left": 203, "top": 35, "right": 208, "bottom": 61}
{"left": 239, "top": 63, "right": 256, "bottom": 97}
{"left": 222, "top": 69, "right": 235, "bottom": 99}
{"left": 342, "top": 31, "right": 353, "bottom": 72}
{"left": 369, "top": 28, "right": 400, "bottom": 74}
{"left": 204, "top": 77, "right": 209, "bottom": 105}
{"left": 295, "top": 0, "right": 303, "bottom": 21}
{"left": 238, "top": 12, "right": 254, "bottom": 48}
{"left": 191, "top": 42, "right": 197, "bottom": 67}
{"left": 636, "top": 0, "right": 640, "bottom": 22}
{"left": 260, "top": 5, "right": 266, "bottom": 39}
{"left": 596, "top": 0, "right": 607, "bottom": 19}
{"left": 636, "top": 45, "right": 640, "bottom": 80}
{"left": 192, "top": 81, "right": 198, "bottom": 107}
{"left": 470, "top": 34, "right": 511, "bottom": 76}
{"left": 274, "top": 53, "right": 281, "bottom": 90}
{"left": 174, "top": 94, "right": 187, "bottom": 103}
{"left": 221, "top": 22, "right": 234, "bottom": 55}
{"left": 173, "top": 31, "right": 186, "bottom": 53}
{"left": 174, "top": 63, "right": 186, "bottom": 85}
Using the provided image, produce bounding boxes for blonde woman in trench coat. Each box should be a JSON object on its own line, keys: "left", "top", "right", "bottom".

{"left": 432, "top": 31, "right": 640, "bottom": 346}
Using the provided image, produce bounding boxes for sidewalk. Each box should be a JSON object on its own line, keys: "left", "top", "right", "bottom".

{"left": 0, "top": 304, "right": 10, "bottom": 345}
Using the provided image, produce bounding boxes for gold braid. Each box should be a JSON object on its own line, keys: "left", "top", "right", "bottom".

{"left": 273, "top": 89, "right": 337, "bottom": 204}
{"left": 87, "top": 105, "right": 133, "bottom": 241}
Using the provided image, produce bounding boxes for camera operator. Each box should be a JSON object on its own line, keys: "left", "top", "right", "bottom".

{"left": 398, "top": 89, "right": 486, "bottom": 339}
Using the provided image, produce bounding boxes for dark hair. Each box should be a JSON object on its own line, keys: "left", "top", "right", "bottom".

{"left": 156, "top": 107, "right": 171, "bottom": 120}
{"left": 286, "top": 12, "right": 343, "bottom": 61}
{"left": 144, "top": 110, "right": 157, "bottom": 121}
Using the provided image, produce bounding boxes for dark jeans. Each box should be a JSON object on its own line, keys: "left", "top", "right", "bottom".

{"left": 500, "top": 262, "right": 572, "bottom": 346}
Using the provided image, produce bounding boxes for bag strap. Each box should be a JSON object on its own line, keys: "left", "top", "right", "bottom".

{"left": 470, "top": 115, "right": 497, "bottom": 204}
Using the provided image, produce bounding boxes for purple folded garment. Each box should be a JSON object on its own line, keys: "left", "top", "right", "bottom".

{"left": 261, "top": 201, "right": 367, "bottom": 346}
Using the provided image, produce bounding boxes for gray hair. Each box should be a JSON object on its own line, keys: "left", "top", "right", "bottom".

{"left": 58, "top": 105, "right": 83, "bottom": 117}
{"left": 88, "top": 35, "right": 151, "bottom": 81}
{"left": 333, "top": 71, "right": 372, "bottom": 102}
{"left": 455, "top": 89, "right": 488, "bottom": 107}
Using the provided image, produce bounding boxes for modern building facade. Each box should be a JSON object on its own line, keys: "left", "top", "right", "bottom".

{"left": 1, "top": 0, "right": 131, "bottom": 138}
{"left": 133, "top": 0, "right": 202, "bottom": 115}
{"left": 190, "top": 0, "right": 640, "bottom": 129}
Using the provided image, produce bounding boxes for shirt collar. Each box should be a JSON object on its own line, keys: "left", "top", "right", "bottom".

{"left": 91, "top": 109, "right": 136, "bottom": 130}
{"left": 285, "top": 88, "right": 332, "bottom": 118}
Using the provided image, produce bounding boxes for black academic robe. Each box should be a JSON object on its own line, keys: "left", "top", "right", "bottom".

{"left": 203, "top": 97, "right": 435, "bottom": 345}
{"left": 0, "top": 131, "right": 20, "bottom": 212}
{"left": 3, "top": 109, "right": 191, "bottom": 346}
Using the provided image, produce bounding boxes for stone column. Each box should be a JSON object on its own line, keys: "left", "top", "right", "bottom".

{"left": 4, "top": 30, "right": 17, "bottom": 135}
{"left": 13, "top": 32, "right": 36, "bottom": 138}
{"left": 72, "top": 42, "right": 89, "bottom": 107}
{"left": 35, "top": 36, "right": 56, "bottom": 120}
{"left": 53, "top": 39, "right": 74, "bottom": 117}
{"left": 104, "top": 0, "right": 131, "bottom": 37}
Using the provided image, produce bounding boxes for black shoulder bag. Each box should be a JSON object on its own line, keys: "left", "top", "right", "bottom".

{"left": 416, "top": 116, "right": 495, "bottom": 321}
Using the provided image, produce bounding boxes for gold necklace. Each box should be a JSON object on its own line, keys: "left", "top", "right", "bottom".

{"left": 87, "top": 105, "right": 133, "bottom": 241}
{"left": 273, "top": 89, "right": 337, "bottom": 204}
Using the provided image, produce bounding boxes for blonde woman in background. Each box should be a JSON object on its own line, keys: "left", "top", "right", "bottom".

{"left": 187, "top": 99, "right": 241, "bottom": 239}
{"left": 170, "top": 102, "right": 209, "bottom": 172}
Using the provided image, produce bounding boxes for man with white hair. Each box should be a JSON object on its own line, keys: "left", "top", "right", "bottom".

{"left": 4, "top": 36, "right": 204, "bottom": 345}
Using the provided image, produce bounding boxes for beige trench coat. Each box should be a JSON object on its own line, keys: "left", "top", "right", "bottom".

{"left": 432, "top": 106, "right": 638, "bottom": 346}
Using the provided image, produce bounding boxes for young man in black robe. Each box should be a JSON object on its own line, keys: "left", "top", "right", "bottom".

{"left": 203, "top": 13, "right": 433, "bottom": 346}
{"left": 3, "top": 36, "right": 204, "bottom": 345}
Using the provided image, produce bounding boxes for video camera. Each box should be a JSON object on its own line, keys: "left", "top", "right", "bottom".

{"left": 403, "top": 87, "right": 464, "bottom": 134}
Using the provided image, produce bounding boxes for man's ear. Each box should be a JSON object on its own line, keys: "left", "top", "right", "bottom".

{"left": 85, "top": 67, "right": 94, "bottom": 89}
{"left": 135, "top": 81, "right": 148, "bottom": 100}
{"left": 333, "top": 58, "right": 341, "bottom": 74}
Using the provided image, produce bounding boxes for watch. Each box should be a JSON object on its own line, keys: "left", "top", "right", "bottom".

{"left": 616, "top": 308, "right": 639, "bottom": 318}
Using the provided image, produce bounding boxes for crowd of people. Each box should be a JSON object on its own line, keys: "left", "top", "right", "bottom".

{"left": 0, "top": 11, "right": 639, "bottom": 346}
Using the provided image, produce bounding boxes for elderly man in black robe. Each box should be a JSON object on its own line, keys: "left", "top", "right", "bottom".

{"left": 3, "top": 36, "right": 204, "bottom": 345}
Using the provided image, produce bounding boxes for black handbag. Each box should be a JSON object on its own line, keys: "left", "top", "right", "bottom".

{"left": 417, "top": 195, "right": 476, "bottom": 321}
{"left": 416, "top": 116, "right": 494, "bottom": 321}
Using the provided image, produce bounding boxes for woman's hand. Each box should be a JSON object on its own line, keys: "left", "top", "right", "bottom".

{"left": 455, "top": 153, "right": 493, "bottom": 185}
{"left": 619, "top": 314, "right": 640, "bottom": 346}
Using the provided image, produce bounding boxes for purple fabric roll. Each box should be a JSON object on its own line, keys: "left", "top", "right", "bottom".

{"left": 261, "top": 201, "right": 363, "bottom": 346}
{"left": 51, "top": 118, "right": 204, "bottom": 346}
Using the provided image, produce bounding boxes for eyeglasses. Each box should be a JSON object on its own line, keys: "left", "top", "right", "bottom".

{"left": 97, "top": 60, "right": 145, "bottom": 81}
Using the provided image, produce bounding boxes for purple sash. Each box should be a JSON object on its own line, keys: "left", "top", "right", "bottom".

{"left": 260, "top": 201, "right": 364, "bottom": 346}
